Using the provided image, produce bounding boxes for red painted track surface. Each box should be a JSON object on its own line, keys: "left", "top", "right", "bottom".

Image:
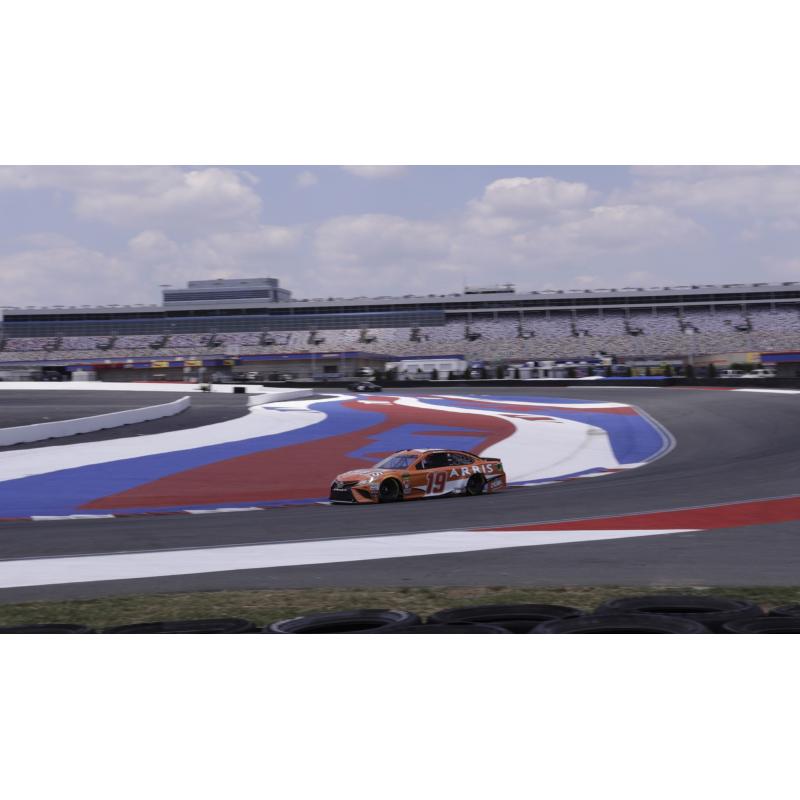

{"left": 490, "top": 495, "right": 800, "bottom": 531}
{"left": 83, "top": 398, "right": 516, "bottom": 509}
{"left": 3, "top": 384, "right": 800, "bottom": 599}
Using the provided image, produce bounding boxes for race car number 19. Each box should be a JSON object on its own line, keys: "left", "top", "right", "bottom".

{"left": 426, "top": 473, "right": 446, "bottom": 494}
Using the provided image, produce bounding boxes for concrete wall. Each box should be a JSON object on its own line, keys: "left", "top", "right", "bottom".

{"left": 0, "top": 381, "right": 312, "bottom": 400}
{"left": 0, "top": 395, "right": 192, "bottom": 447}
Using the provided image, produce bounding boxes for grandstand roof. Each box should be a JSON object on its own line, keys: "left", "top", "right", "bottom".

{"left": 3, "top": 282, "right": 800, "bottom": 323}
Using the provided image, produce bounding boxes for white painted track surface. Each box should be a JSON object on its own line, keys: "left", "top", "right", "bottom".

{"left": 5, "top": 385, "right": 800, "bottom": 598}
{"left": 0, "top": 527, "right": 696, "bottom": 588}
{"left": 0, "top": 393, "right": 655, "bottom": 495}
{"left": 395, "top": 395, "right": 623, "bottom": 483}
{"left": 0, "top": 395, "right": 326, "bottom": 482}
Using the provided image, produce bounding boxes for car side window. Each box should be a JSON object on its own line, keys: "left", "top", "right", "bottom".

{"left": 448, "top": 453, "right": 475, "bottom": 466}
{"left": 419, "top": 452, "right": 449, "bottom": 469}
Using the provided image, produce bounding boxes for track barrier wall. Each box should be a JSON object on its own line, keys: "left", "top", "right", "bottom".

{"left": 257, "top": 377, "right": 800, "bottom": 390}
{"left": 0, "top": 395, "right": 192, "bottom": 447}
{"left": 246, "top": 389, "right": 312, "bottom": 407}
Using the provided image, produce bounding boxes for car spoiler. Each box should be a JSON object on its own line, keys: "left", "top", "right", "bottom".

{"left": 463, "top": 451, "right": 501, "bottom": 462}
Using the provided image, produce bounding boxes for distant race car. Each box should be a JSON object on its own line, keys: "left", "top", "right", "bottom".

{"left": 348, "top": 380, "right": 382, "bottom": 392}
{"left": 329, "top": 448, "right": 506, "bottom": 504}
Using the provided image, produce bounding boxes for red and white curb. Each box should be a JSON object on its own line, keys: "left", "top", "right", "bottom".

{"left": 2, "top": 494, "right": 800, "bottom": 589}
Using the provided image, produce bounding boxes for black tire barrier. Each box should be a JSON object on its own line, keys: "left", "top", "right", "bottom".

{"left": 0, "top": 623, "right": 95, "bottom": 634}
{"left": 389, "top": 623, "right": 511, "bottom": 634}
{"left": 104, "top": 618, "right": 257, "bottom": 634}
{"left": 264, "top": 609, "right": 421, "bottom": 633}
{"left": 769, "top": 604, "right": 800, "bottom": 618}
{"left": 721, "top": 617, "right": 800, "bottom": 634}
{"left": 594, "top": 594, "right": 763, "bottom": 632}
{"left": 428, "top": 604, "right": 585, "bottom": 634}
{"left": 532, "top": 613, "right": 710, "bottom": 634}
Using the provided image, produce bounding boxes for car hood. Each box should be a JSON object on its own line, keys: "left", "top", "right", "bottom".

{"left": 333, "top": 469, "right": 391, "bottom": 483}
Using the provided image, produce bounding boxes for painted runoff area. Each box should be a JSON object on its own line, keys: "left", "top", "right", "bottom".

{"left": 0, "top": 392, "right": 669, "bottom": 519}
{"left": 6, "top": 494, "right": 800, "bottom": 589}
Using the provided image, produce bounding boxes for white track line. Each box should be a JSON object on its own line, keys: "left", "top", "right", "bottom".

{"left": 0, "top": 528, "right": 696, "bottom": 588}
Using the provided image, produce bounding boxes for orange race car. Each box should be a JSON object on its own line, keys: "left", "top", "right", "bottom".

{"left": 329, "top": 448, "right": 507, "bottom": 504}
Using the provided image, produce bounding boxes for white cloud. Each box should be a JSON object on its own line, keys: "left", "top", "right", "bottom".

{"left": 758, "top": 256, "right": 800, "bottom": 283}
{"left": 295, "top": 170, "right": 318, "bottom": 188}
{"left": 307, "top": 191, "right": 701, "bottom": 297}
{"left": 200, "top": 225, "right": 302, "bottom": 256}
{"left": 0, "top": 240, "right": 134, "bottom": 307}
{"left": 0, "top": 166, "right": 262, "bottom": 232}
{"left": 472, "top": 176, "right": 595, "bottom": 218}
{"left": 124, "top": 225, "right": 304, "bottom": 293}
{"left": 0, "top": 222, "right": 306, "bottom": 308}
{"left": 315, "top": 214, "right": 447, "bottom": 263}
{"left": 340, "top": 166, "right": 407, "bottom": 179}
{"left": 310, "top": 213, "right": 454, "bottom": 294}
{"left": 536, "top": 204, "right": 701, "bottom": 253}
{"left": 127, "top": 229, "right": 181, "bottom": 261}
{"left": 0, "top": 167, "right": 765, "bottom": 307}
{"left": 622, "top": 166, "right": 800, "bottom": 220}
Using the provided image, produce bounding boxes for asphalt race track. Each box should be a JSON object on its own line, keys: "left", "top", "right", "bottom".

{"left": 0, "top": 389, "right": 249, "bottom": 452}
{"left": 1, "top": 385, "right": 800, "bottom": 600}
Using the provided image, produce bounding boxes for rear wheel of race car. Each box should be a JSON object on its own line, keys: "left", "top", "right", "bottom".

{"left": 378, "top": 479, "right": 401, "bottom": 503}
{"left": 465, "top": 474, "right": 485, "bottom": 496}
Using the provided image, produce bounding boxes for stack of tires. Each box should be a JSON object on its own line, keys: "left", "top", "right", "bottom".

{"left": 260, "top": 596, "right": 779, "bottom": 633}
{"left": 104, "top": 618, "right": 257, "bottom": 634}
{"left": 533, "top": 594, "right": 763, "bottom": 634}
{"left": 4, "top": 595, "right": 800, "bottom": 633}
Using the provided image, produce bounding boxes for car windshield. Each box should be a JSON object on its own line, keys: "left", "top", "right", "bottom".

{"left": 374, "top": 454, "right": 417, "bottom": 469}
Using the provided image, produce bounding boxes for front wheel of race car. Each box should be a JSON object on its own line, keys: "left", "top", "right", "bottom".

{"left": 465, "top": 474, "right": 486, "bottom": 496}
{"left": 378, "top": 479, "right": 402, "bottom": 503}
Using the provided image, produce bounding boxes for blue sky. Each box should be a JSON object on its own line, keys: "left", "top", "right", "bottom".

{"left": 1, "top": 165, "right": 798, "bottom": 308}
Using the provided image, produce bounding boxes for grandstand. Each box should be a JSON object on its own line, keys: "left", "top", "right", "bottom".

{"left": 2, "top": 278, "right": 800, "bottom": 372}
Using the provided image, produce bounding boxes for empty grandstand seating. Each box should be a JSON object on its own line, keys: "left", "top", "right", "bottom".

{"left": 2, "top": 305, "right": 800, "bottom": 363}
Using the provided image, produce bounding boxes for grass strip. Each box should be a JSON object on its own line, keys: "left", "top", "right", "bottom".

{"left": 1, "top": 585, "right": 800, "bottom": 629}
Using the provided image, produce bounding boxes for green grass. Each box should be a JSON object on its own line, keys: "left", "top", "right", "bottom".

{"left": 1, "top": 585, "right": 799, "bottom": 629}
